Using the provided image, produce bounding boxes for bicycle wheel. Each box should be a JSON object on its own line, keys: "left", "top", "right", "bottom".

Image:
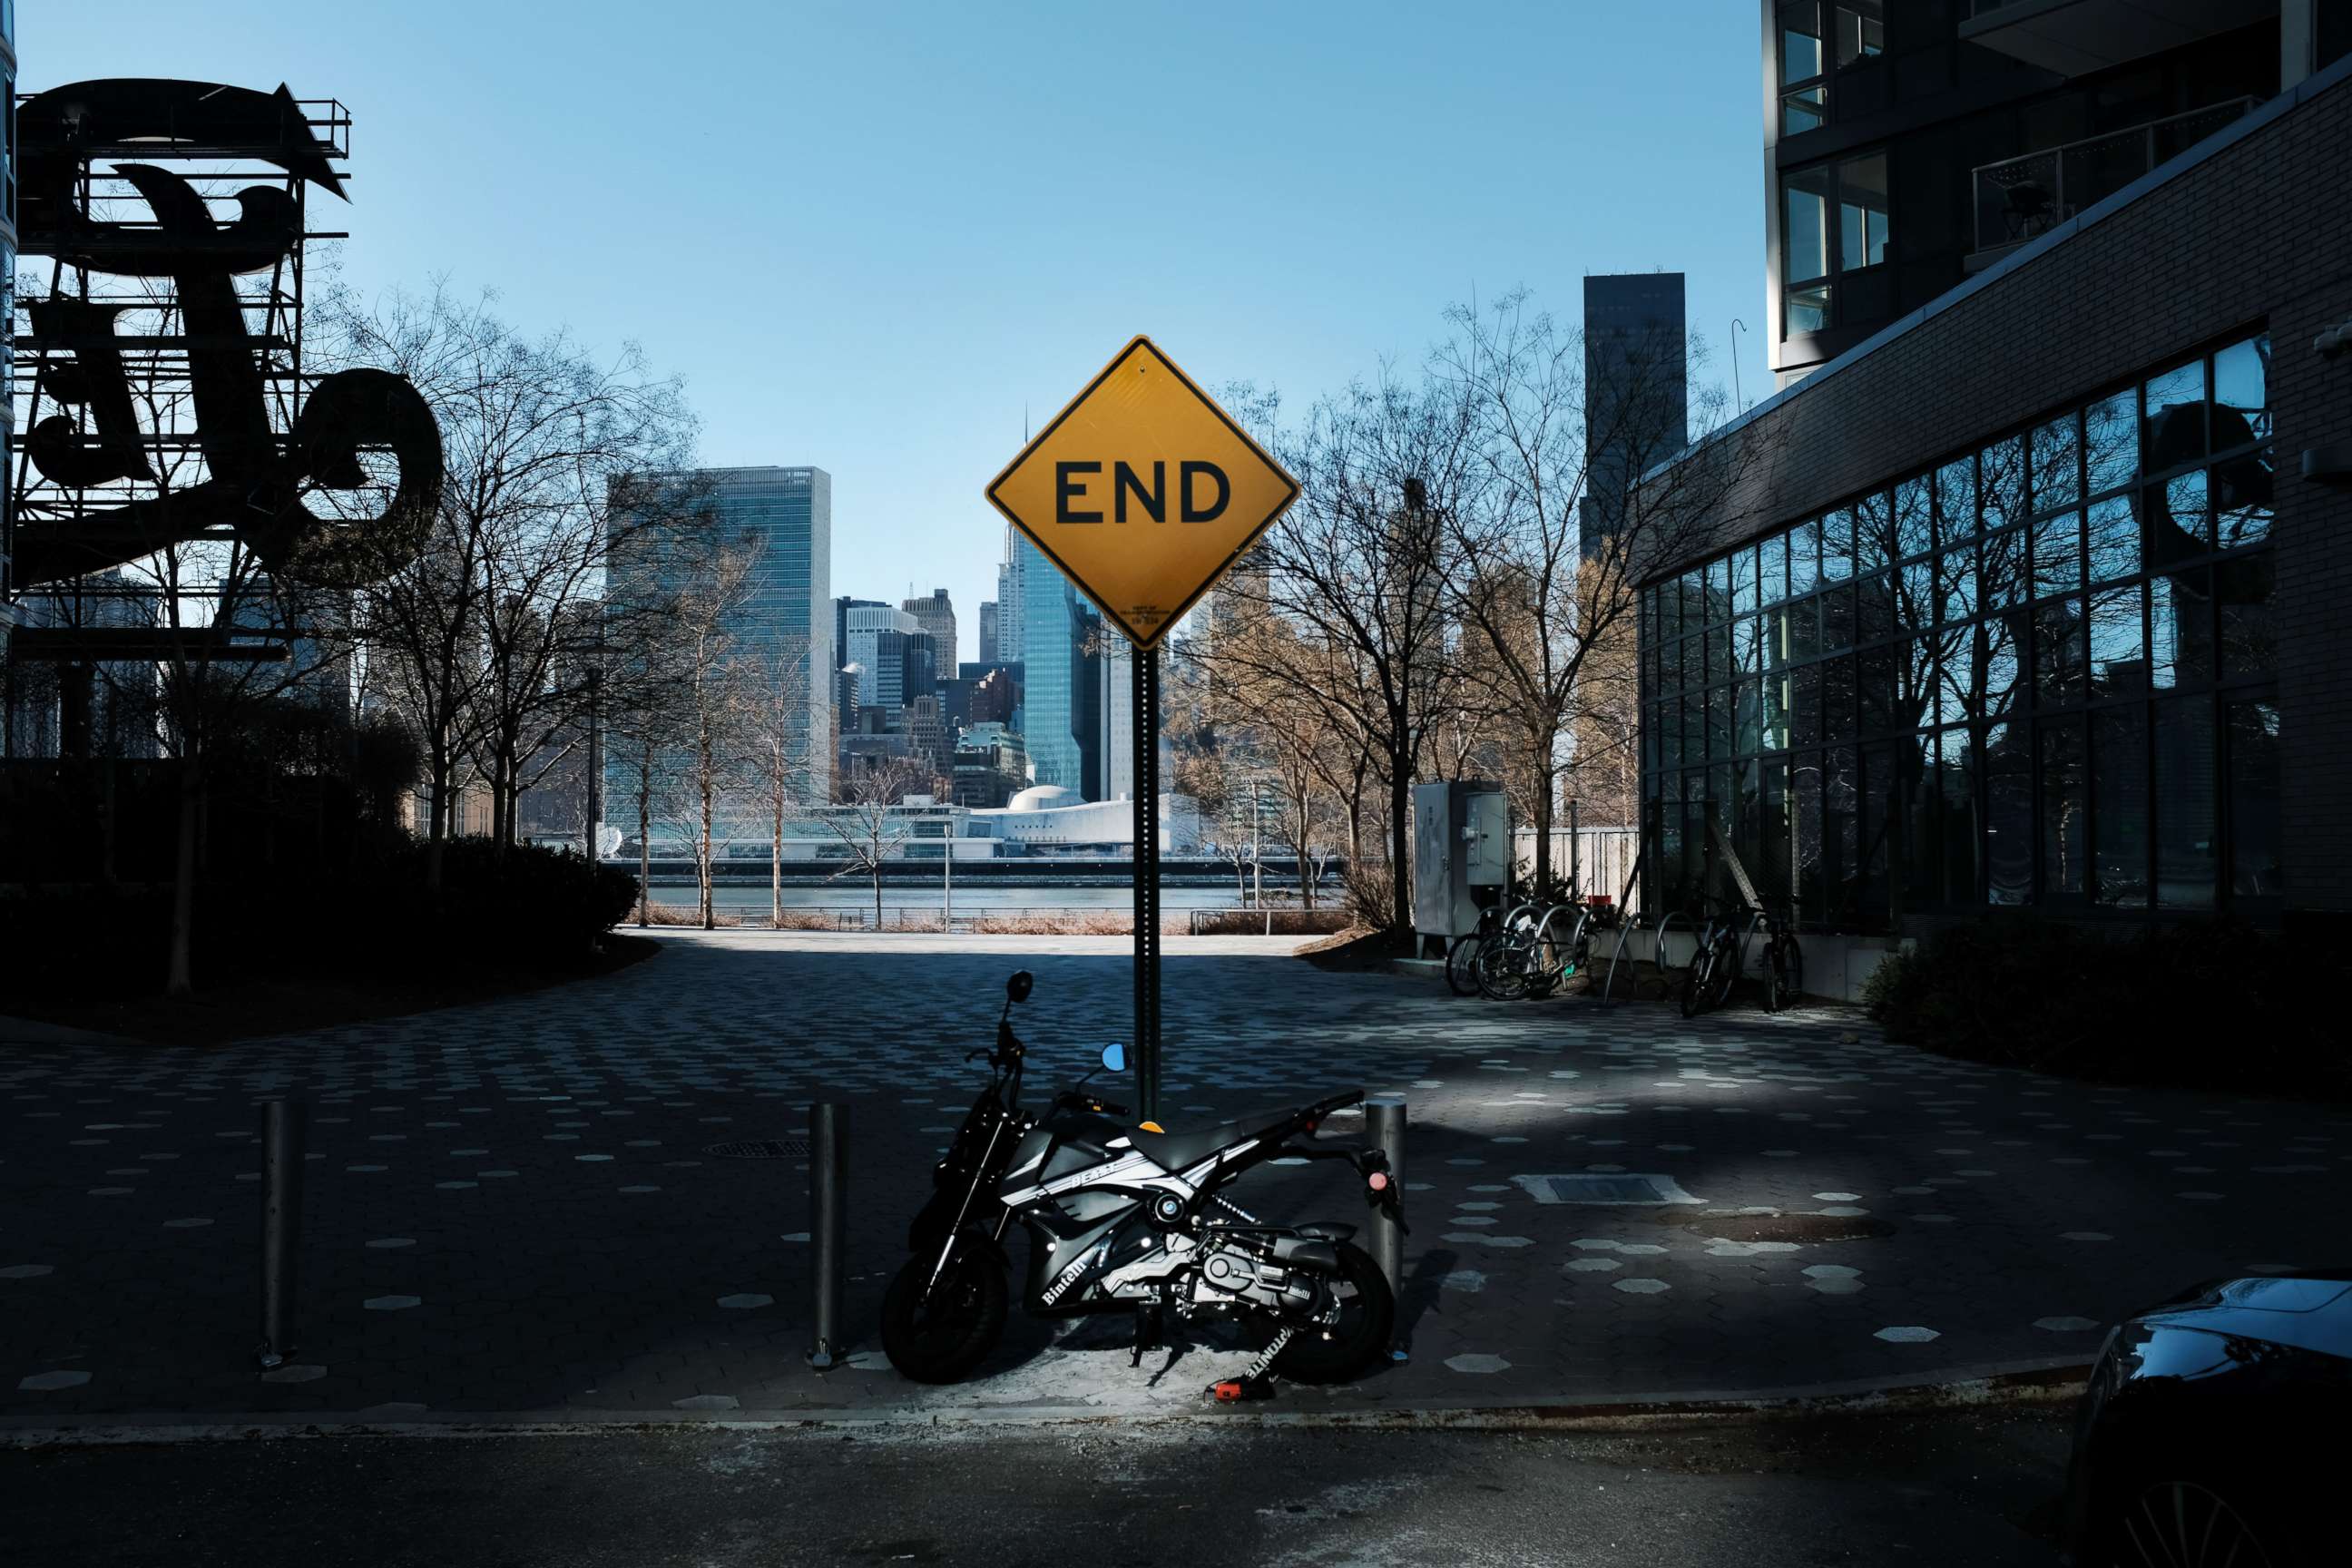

{"left": 1445, "top": 933, "right": 1484, "bottom": 997}
{"left": 1476, "top": 936, "right": 1532, "bottom": 1001}
{"left": 1678, "top": 946, "right": 1712, "bottom": 1017}
{"left": 1708, "top": 937, "right": 1740, "bottom": 1011}
{"left": 1763, "top": 940, "right": 1789, "bottom": 1013}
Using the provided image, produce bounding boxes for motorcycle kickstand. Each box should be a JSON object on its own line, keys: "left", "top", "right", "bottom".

{"left": 1132, "top": 1303, "right": 1163, "bottom": 1369}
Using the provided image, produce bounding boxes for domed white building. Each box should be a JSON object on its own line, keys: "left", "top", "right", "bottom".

{"left": 972, "top": 789, "right": 1200, "bottom": 853}
{"left": 1004, "top": 784, "right": 1080, "bottom": 813}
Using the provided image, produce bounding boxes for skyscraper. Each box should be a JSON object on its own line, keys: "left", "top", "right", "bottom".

{"left": 608, "top": 466, "right": 832, "bottom": 835}
{"left": 977, "top": 601, "right": 1000, "bottom": 664}
{"left": 903, "top": 588, "right": 956, "bottom": 673}
{"left": 1006, "top": 530, "right": 1086, "bottom": 794}
{"left": 1581, "top": 273, "right": 1689, "bottom": 562}
{"left": 843, "top": 603, "right": 916, "bottom": 701}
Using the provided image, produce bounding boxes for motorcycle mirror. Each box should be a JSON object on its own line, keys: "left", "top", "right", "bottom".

{"left": 1005, "top": 970, "right": 1034, "bottom": 1004}
{"left": 1100, "top": 1042, "right": 1126, "bottom": 1074}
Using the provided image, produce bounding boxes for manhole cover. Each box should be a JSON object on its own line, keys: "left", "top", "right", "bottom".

{"left": 704, "top": 1139, "right": 809, "bottom": 1160}
{"left": 1512, "top": 1173, "right": 1701, "bottom": 1206}
{"left": 1661, "top": 1210, "right": 1896, "bottom": 1243}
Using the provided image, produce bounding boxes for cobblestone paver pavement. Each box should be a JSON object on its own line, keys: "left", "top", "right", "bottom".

{"left": 5, "top": 931, "right": 2347, "bottom": 1423}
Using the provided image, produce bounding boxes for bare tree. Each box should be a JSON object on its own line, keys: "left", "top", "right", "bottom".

{"left": 823, "top": 755, "right": 927, "bottom": 928}
{"left": 738, "top": 637, "right": 817, "bottom": 926}
{"left": 662, "top": 532, "right": 760, "bottom": 930}
{"left": 325, "top": 285, "right": 698, "bottom": 881}
{"left": 1190, "top": 370, "right": 1474, "bottom": 936}
{"left": 1435, "top": 292, "right": 1754, "bottom": 894}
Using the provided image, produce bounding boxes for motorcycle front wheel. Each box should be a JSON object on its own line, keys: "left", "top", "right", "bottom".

{"left": 881, "top": 1247, "right": 1007, "bottom": 1384}
{"left": 1269, "top": 1241, "right": 1395, "bottom": 1385}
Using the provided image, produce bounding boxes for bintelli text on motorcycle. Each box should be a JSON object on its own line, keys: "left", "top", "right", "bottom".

{"left": 883, "top": 971, "right": 1405, "bottom": 1399}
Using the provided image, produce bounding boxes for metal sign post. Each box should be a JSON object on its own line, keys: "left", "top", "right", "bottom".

{"left": 985, "top": 336, "right": 1301, "bottom": 1129}
{"left": 1132, "top": 647, "right": 1162, "bottom": 1122}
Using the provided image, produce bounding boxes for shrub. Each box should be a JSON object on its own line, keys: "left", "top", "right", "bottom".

{"left": 1864, "top": 915, "right": 2350, "bottom": 1100}
{"left": 0, "top": 838, "right": 641, "bottom": 1001}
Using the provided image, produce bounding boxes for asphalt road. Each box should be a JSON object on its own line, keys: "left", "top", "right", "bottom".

{"left": 8, "top": 1406, "right": 2074, "bottom": 1567}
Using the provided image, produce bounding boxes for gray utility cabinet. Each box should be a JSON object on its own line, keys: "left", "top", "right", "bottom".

{"left": 1411, "top": 779, "right": 1509, "bottom": 946}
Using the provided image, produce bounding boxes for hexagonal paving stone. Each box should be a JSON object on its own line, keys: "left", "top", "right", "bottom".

{"left": 1612, "top": 1278, "right": 1671, "bottom": 1295}
{"left": 716, "top": 1293, "right": 774, "bottom": 1310}
{"left": 2034, "top": 1316, "right": 2102, "bottom": 1332}
{"left": 1874, "top": 1326, "right": 1941, "bottom": 1343}
{"left": 1445, "top": 1353, "right": 1512, "bottom": 1374}
{"left": 363, "top": 1295, "right": 423, "bottom": 1311}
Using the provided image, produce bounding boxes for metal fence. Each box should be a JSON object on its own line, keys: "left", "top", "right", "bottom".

{"left": 1511, "top": 825, "right": 1642, "bottom": 916}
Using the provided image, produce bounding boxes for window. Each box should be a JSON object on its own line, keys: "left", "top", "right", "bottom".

{"left": 1637, "top": 335, "right": 2276, "bottom": 928}
{"left": 1839, "top": 153, "right": 1890, "bottom": 270}
{"left": 2226, "top": 700, "right": 2281, "bottom": 911}
{"left": 1782, "top": 153, "right": 1892, "bottom": 337}
{"left": 2153, "top": 695, "right": 2215, "bottom": 908}
{"left": 1780, "top": 2, "right": 1828, "bottom": 133}
{"left": 1785, "top": 165, "right": 1833, "bottom": 284}
{"left": 2091, "top": 707, "right": 2149, "bottom": 907}
{"left": 1835, "top": 3, "right": 1885, "bottom": 67}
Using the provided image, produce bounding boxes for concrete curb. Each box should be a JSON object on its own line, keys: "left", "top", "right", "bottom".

{"left": 0, "top": 1357, "right": 2094, "bottom": 1446}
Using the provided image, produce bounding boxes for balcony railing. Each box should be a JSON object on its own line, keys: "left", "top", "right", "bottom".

{"left": 1972, "top": 96, "right": 2257, "bottom": 255}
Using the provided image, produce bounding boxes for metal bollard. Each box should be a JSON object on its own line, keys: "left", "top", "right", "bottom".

{"left": 1365, "top": 1094, "right": 1407, "bottom": 1362}
{"left": 257, "top": 1098, "right": 304, "bottom": 1368}
{"left": 807, "top": 1102, "right": 848, "bottom": 1369}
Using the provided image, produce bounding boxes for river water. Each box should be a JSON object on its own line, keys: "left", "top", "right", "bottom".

{"left": 649, "top": 881, "right": 1305, "bottom": 917}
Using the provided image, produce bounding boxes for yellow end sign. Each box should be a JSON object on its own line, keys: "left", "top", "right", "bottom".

{"left": 985, "top": 337, "right": 1299, "bottom": 648}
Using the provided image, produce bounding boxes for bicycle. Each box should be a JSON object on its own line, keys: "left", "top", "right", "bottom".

{"left": 1679, "top": 897, "right": 1805, "bottom": 1017}
{"left": 1444, "top": 903, "right": 1507, "bottom": 997}
{"left": 1477, "top": 897, "right": 1598, "bottom": 1003}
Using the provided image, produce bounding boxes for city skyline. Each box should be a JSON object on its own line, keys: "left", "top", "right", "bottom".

{"left": 17, "top": 1, "right": 1766, "bottom": 666}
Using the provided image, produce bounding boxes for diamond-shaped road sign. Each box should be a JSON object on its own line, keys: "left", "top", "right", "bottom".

{"left": 985, "top": 337, "right": 1299, "bottom": 648}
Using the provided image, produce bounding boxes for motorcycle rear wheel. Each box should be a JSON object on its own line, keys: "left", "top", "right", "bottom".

{"left": 881, "top": 1248, "right": 1007, "bottom": 1384}
{"left": 1269, "top": 1241, "right": 1395, "bottom": 1385}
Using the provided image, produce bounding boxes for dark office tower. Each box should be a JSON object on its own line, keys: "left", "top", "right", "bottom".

{"left": 977, "top": 601, "right": 1000, "bottom": 664}
{"left": 1762, "top": 1, "right": 2307, "bottom": 387}
{"left": 1581, "top": 273, "right": 1690, "bottom": 562}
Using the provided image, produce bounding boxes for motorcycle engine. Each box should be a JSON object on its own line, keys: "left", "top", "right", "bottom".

{"left": 1191, "top": 1242, "right": 1315, "bottom": 1313}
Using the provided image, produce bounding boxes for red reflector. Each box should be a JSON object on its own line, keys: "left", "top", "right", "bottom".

{"left": 1367, "top": 1171, "right": 1389, "bottom": 1191}
{"left": 1304, "top": 1119, "right": 1318, "bottom": 1134}
{"left": 1212, "top": 1380, "right": 1246, "bottom": 1403}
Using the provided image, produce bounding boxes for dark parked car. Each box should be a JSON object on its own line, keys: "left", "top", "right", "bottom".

{"left": 2063, "top": 1269, "right": 2351, "bottom": 1566}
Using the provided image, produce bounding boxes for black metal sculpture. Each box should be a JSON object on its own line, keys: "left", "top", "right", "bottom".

{"left": 10, "top": 79, "right": 440, "bottom": 593}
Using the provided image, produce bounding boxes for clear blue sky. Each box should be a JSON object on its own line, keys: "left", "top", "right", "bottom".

{"left": 24, "top": 0, "right": 1767, "bottom": 665}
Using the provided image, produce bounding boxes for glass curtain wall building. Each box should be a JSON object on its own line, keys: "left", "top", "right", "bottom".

{"left": 608, "top": 466, "right": 832, "bottom": 837}
{"left": 1009, "top": 530, "right": 1086, "bottom": 794}
{"left": 1641, "top": 335, "right": 2278, "bottom": 928}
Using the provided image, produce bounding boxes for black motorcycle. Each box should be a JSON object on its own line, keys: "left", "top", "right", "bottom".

{"left": 881, "top": 969, "right": 1402, "bottom": 1390}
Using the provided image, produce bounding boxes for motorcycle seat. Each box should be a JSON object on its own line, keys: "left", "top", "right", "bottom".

{"left": 1128, "top": 1107, "right": 1302, "bottom": 1172}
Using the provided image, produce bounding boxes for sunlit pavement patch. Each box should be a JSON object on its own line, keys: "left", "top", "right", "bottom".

{"left": 16, "top": 1371, "right": 91, "bottom": 1391}
{"left": 1874, "top": 1327, "right": 1941, "bottom": 1343}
